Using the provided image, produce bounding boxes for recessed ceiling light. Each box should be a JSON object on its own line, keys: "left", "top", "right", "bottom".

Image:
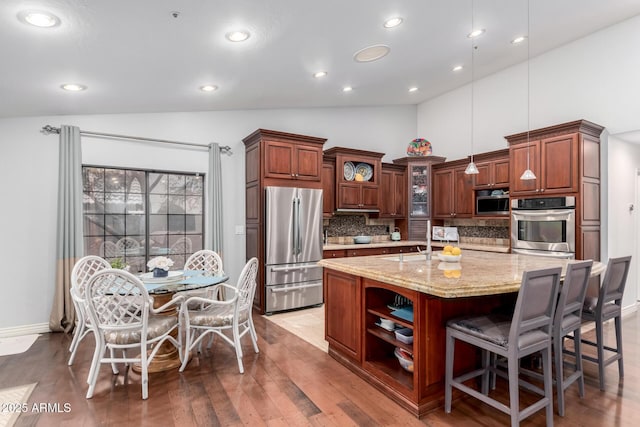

{"left": 18, "top": 10, "right": 60, "bottom": 28}
{"left": 200, "top": 85, "right": 218, "bottom": 92}
{"left": 342, "top": 86, "right": 353, "bottom": 92}
{"left": 452, "top": 65, "right": 464, "bottom": 72}
{"left": 225, "top": 30, "right": 250, "bottom": 42}
{"left": 408, "top": 87, "right": 419, "bottom": 93}
{"left": 384, "top": 17, "right": 403, "bottom": 28}
{"left": 511, "top": 36, "right": 527, "bottom": 44}
{"left": 353, "top": 45, "right": 390, "bottom": 63}
{"left": 313, "top": 71, "right": 328, "bottom": 78}
{"left": 60, "top": 83, "right": 87, "bottom": 92}
{"left": 467, "top": 29, "right": 485, "bottom": 38}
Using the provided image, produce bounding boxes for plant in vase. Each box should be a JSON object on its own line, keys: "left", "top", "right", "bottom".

{"left": 147, "top": 256, "right": 174, "bottom": 277}
{"left": 110, "top": 258, "right": 130, "bottom": 271}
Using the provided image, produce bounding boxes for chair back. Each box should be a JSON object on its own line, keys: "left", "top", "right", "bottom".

{"left": 71, "top": 256, "right": 112, "bottom": 296}
{"left": 184, "top": 249, "right": 223, "bottom": 276}
{"left": 510, "top": 267, "right": 562, "bottom": 348}
{"left": 598, "top": 256, "right": 632, "bottom": 310}
{"left": 85, "top": 269, "right": 151, "bottom": 334}
{"left": 554, "top": 260, "right": 593, "bottom": 328}
{"left": 100, "top": 241, "right": 118, "bottom": 258}
{"left": 236, "top": 258, "right": 259, "bottom": 313}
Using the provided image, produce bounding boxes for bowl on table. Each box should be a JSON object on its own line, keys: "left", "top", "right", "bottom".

{"left": 437, "top": 253, "right": 462, "bottom": 262}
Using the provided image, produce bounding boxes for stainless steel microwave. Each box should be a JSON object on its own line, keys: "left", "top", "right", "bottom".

{"left": 476, "top": 194, "right": 510, "bottom": 216}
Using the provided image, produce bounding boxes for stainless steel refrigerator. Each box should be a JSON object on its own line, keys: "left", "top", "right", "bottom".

{"left": 264, "top": 186, "right": 323, "bottom": 313}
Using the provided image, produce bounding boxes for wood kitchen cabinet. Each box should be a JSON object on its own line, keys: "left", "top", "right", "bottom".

{"left": 243, "top": 129, "right": 327, "bottom": 313}
{"left": 324, "top": 147, "right": 384, "bottom": 212}
{"left": 379, "top": 163, "right": 407, "bottom": 218}
{"left": 392, "top": 156, "right": 446, "bottom": 240}
{"left": 506, "top": 119, "right": 604, "bottom": 263}
{"left": 262, "top": 135, "right": 323, "bottom": 182}
{"left": 473, "top": 149, "right": 510, "bottom": 190}
{"left": 323, "top": 245, "right": 423, "bottom": 259}
{"left": 322, "top": 157, "right": 336, "bottom": 218}
{"left": 432, "top": 159, "right": 474, "bottom": 219}
{"left": 324, "top": 268, "right": 361, "bottom": 362}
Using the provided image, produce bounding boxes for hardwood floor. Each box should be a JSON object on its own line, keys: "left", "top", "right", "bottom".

{"left": 2, "top": 309, "right": 639, "bottom": 426}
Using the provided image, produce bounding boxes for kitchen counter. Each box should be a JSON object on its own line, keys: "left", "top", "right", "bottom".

{"left": 318, "top": 250, "right": 605, "bottom": 298}
{"left": 323, "top": 240, "right": 426, "bottom": 251}
{"left": 320, "top": 251, "right": 605, "bottom": 416}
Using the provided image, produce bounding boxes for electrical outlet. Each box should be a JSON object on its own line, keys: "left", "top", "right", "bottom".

{"left": 235, "top": 225, "right": 245, "bottom": 235}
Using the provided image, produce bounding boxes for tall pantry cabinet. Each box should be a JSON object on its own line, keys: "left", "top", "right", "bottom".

{"left": 243, "top": 129, "right": 327, "bottom": 313}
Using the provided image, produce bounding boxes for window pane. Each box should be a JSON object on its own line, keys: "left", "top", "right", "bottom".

{"left": 84, "top": 214, "right": 104, "bottom": 236}
{"left": 168, "top": 195, "right": 185, "bottom": 214}
{"left": 126, "top": 171, "right": 145, "bottom": 193}
{"left": 105, "top": 193, "right": 125, "bottom": 214}
{"left": 149, "top": 235, "right": 168, "bottom": 253}
{"left": 104, "top": 214, "right": 125, "bottom": 236}
{"left": 105, "top": 169, "right": 125, "bottom": 192}
{"left": 169, "top": 175, "right": 186, "bottom": 194}
{"left": 149, "top": 173, "right": 167, "bottom": 194}
{"left": 84, "top": 237, "right": 104, "bottom": 257}
{"left": 83, "top": 167, "right": 104, "bottom": 192}
{"left": 125, "top": 214, "right": 145, "bottom": 236}
{"left": 84, "top": 192, "right": 104, "bottom": 214}
{"left": 149, "top": 214, "right": 167, "bottom": 235}
{"left": 190, "top": 235, "right": 203, "bottom": 253}
{"left": 150, "top": 194, "right": 167, "bottom": 214}
{"left": 186, "top": 196, "right": 202, "bottom": 214}
{"left": 126, "top": 192, "right": 145, "bottom": 214}
{"left": 127, "top": 257, "right": 146, "bottom": 274}
{"left": 186, "top": 175, "right": 203, "bottom": 195}
{"left": 168, "top": 215, "right": 185, "bottom": 234}
{"left": 185, "top": 215, "right": 202, "bottom": 234}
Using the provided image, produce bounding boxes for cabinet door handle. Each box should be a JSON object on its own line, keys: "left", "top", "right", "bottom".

{"left": 540, "top": 188, "right": 545, "bottom": 192}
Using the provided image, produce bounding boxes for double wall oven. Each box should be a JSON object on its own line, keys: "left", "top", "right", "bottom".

{"left": 511, "top": 196, "right": 576, "bottom": 259}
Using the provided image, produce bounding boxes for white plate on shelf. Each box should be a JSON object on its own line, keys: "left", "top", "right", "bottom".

{"left": 139, "top": 270, "right": 184, "bottom": 283}
{"left": 355, "top": 163, "right": 373, "bottom": 181}
{"left": 343, "top": 161, "right": 356, "bottom": 181}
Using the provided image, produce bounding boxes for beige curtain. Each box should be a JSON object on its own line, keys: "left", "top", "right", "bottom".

{"left": 207, "top": 143, "right": 224, "bottom": 256}
{"left": 49, "top": 125, "right": 84, "bottom": 332}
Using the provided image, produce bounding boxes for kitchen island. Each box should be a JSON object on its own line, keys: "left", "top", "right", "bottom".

{"left": 318, "top": 251, "right": 605, "bottom": 417}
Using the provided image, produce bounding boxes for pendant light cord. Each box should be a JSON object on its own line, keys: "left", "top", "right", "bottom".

{"left": 526, "top": 0, "right": 531, "bottom": 170}
{"left": 470, "top": 0, "right": 475, "bottom": 163}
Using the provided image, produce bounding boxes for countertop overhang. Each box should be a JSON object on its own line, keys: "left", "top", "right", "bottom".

{"left": 318, "top": 250, "right": 605, "bottom": 299}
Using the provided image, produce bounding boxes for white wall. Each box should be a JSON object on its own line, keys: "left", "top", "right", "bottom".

{"left": 0, "top": 105, "right": 416, "bottom": 330}
{"left": 417, "top": 14, "right": 640, "bottom": 160}
{"left": 417, "top": 14, "right": 640, "bottom": 311}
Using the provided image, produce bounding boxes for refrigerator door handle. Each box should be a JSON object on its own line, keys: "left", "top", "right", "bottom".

{"left": 296, "top": 197, "right": 302, "bottom": 255}
{"left": 291, "top": 198, "right": 297, "bottom": 256}
{"left": 269, "top": 264, "right": 322, "bottom": 272}
{"left": 269, "top": 282, "right": 323, "bottom": 293}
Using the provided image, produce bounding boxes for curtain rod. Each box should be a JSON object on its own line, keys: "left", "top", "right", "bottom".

{"left": 41, "top": 125, "right": 232, "bottom": 154}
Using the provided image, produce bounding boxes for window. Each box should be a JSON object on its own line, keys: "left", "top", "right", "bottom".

{"left": 82, "top": 166, "right": 204, "bottom": 273}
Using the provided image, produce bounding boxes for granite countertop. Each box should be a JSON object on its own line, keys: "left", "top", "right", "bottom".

{"left": 317, "top": 250, "right": 605, "bottom": 299}
{"left": 323, "top": 240, "right": 510, "bottom": 253}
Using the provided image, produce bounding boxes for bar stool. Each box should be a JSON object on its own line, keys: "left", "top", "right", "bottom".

{"left": 579, "top": 256, "right": 631, "bottom": 391}
{"left": 445, "top": 267, "right": 561, "bottom": 427}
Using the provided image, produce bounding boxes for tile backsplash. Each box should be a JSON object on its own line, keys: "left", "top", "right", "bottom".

{"left": 324, "top": 215, "right": 391, "bottom": 238}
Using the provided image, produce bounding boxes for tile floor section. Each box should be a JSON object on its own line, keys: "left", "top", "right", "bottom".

{"left": 263, "top": 306, "right": 328, "bottom": 352}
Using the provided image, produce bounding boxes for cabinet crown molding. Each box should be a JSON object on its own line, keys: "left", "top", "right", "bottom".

{"left": 505, "top": 119, "right": 604, "bottom": 144}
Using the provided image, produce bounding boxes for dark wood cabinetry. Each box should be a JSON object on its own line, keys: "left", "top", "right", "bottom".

{"left": 324, "top": 147, "right": 384, "bottom": 212}
{"left": 473, "top": 149, "right": 510, "bottom": 189}
{"left": 324, "top": 269, "right": 361, "bottom": 362}
{"left": 323, "top": 245, "right": 423, "bottom": 259}
{"left": 243, "top": 129, "right": 327, "bottom": 313}
{"left": 432, "top": 159, "right": 474, "bottom": 219}
{"left": 508, "top": 133, "right": 579, "bottom": 195}
{"left": 392, "top": 156, "right": 446, "bottom": 240}
{"left": 380, "top": 163, "right": 407, "bottom": 218}
{"left": 322, "top": 158, "right": 335, "bottom": 218}
{"left": 506, "top": 120, "right": 604, "bottom": 263}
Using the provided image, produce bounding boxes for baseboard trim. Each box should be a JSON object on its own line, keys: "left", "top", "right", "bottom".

{"left": 0, "top": 323, "right": 51, "bottom": 338}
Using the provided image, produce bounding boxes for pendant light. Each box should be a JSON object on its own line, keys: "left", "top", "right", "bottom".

{"left": 520, "top": 0, "right": 536, "bottom": 180}
{"left": 465, "top": 0, "right": 479, "bottom": 175}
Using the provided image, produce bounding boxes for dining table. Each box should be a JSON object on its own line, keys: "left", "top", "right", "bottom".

{"left": 134, "top": 269, "right": 229, "bottom": 373}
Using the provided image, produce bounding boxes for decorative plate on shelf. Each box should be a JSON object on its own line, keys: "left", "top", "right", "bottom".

{"left": 343, "top": 161, "right": 356, "bottom": 181}
{"left": 407, "top": 138, "right": 432, "bottom": 156}
{"left": 354, "top": 163, "right": 373, "bottom": 181}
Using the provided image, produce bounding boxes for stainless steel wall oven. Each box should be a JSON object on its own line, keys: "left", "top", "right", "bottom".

{"left": 510, "top": 196, "right": 576, "bottom": 259}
